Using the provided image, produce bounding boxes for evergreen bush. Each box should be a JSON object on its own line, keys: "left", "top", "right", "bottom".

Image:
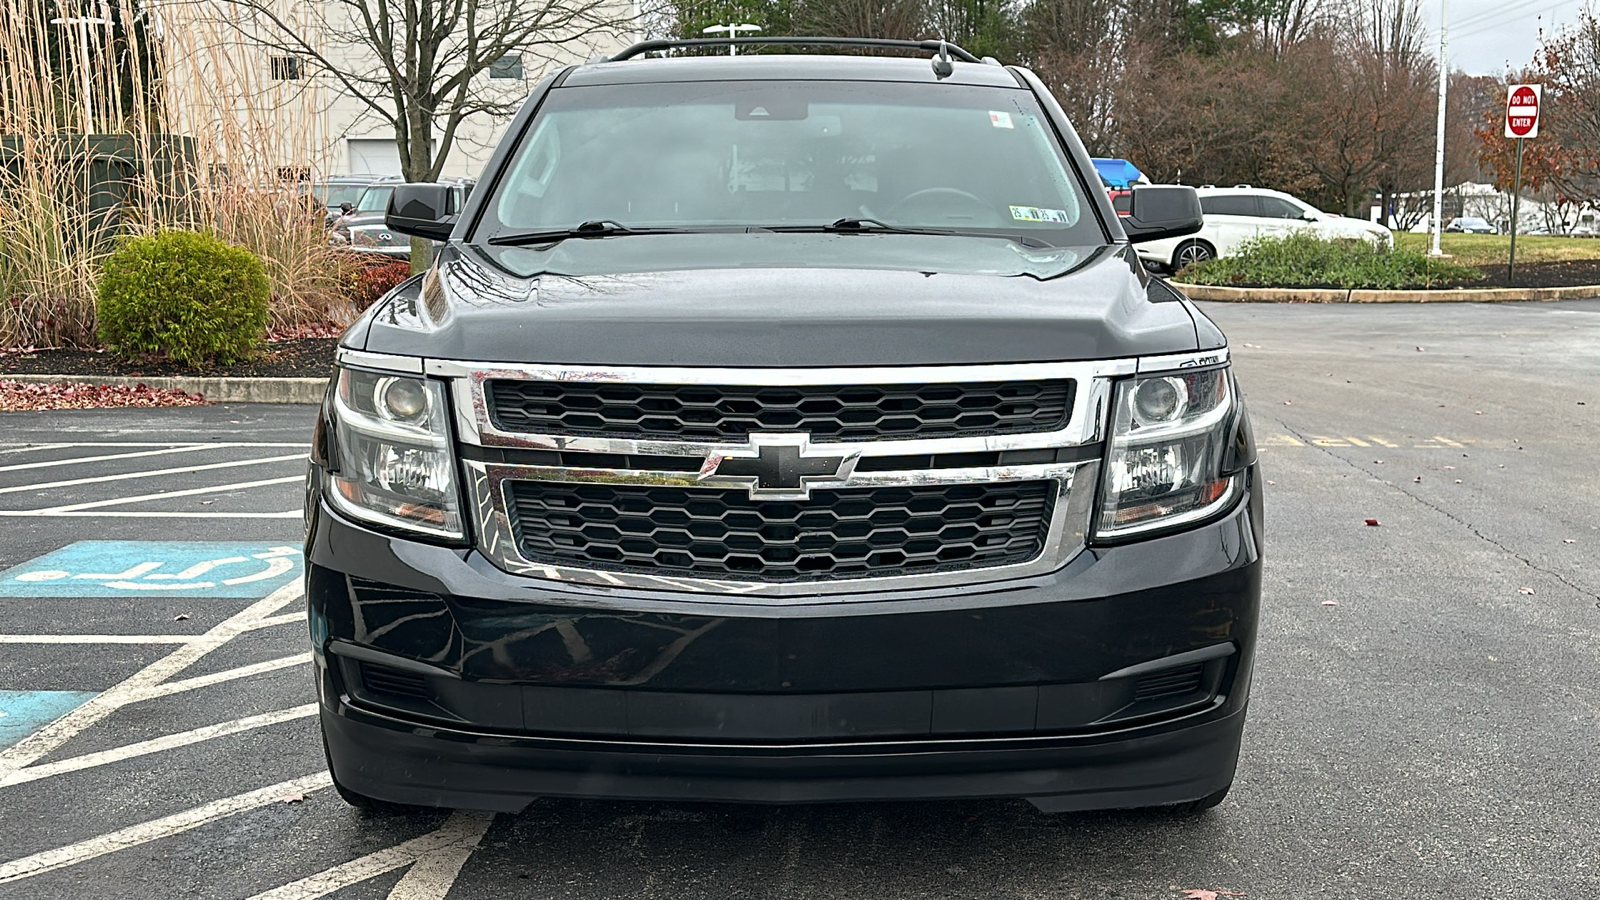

{"left": 96, "top": 230, "right": 270, "bottom": 369}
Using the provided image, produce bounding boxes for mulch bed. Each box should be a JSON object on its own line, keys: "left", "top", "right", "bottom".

{"left": 0, "top": 338, "right": 339, "bottom": 379}
{"left": 1, "top": 381, "right": 209, "bottom": 411}
{"left": 1452, "top": 258, "right": 1600, "bottom": 289}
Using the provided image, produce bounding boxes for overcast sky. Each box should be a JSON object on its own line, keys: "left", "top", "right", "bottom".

{"left": 1417, "top": 0, "right": 1591, "bottom": 75}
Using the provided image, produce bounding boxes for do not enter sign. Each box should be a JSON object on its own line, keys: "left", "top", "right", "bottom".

{"left": 1506, "top": 84, "right": 1541, "bottom": 139}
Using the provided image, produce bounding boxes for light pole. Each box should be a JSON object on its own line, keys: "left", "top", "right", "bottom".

{"left": 1429, "top": 0, "right": 1448, "bottom": 256}
{"left": 50, "top": 14, "right": 111, "bottom": 133}
{"left": 702, "top": 23, "right": 761, "bottom": 56}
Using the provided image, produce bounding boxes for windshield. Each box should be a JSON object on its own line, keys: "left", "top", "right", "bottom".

{"left": 355, "top": 185, "right": 395, "bottom": 213}
{"left": 314, "top": 183, "right": 369, "bottom": 208}
{"left": 480, "top": 80, "right": 1104, "bottom": 247}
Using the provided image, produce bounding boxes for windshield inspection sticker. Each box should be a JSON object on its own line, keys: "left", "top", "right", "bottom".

{"left": 1010, "top": 205, "right": 1071, "bottom": 223}
{"left": 989, "top": 111, "right": 1014, "bottom": 129}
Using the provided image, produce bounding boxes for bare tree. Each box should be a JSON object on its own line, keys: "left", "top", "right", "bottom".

{"left": 791, "top": 0, "right": 928, "bottom": 41}
{"left": 192, "top": 0, "right": 643, "bottom": 183}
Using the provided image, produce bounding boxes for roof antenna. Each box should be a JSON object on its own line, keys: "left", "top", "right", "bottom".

{"left": 932, "top": 39, "right": 953, "bottom": 79}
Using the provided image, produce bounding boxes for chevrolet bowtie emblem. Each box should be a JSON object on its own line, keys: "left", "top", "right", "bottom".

{"left": 699, "top": 434, "right": 858, "bottom": 499}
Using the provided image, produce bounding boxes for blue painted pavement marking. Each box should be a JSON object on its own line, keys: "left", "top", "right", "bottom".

{"left": 0, "top": 541, "right": 303, "bottom": 598}
{"left": 0, "top": 691, "right": 98, "bottom": 750}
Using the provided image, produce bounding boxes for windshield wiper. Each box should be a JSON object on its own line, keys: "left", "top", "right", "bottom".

{"left": 772, "top": 218, "right": 1055, "bottom": 248}
{"left": 488, "top": 220, "right": 692, "bottom": 246}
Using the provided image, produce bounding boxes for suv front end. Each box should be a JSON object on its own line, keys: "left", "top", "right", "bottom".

{"left": 304, "top": 41, "right": 1262, "bottom": 815}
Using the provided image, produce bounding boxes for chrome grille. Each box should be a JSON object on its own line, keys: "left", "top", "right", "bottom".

{"left": 506, "top": 481, "right": 1056, "bottom": 583}
{"left": 413, "top": 357, "right": 1158, "bottom": 598}
{"left": 485, "top": 379, "right": 1074, "bottom": 442}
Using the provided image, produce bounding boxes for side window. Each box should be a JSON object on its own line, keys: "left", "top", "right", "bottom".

{"left": 1257, "top": 197, "right": 1306, "bottom": 219}
{"left": 1199, "top": 195, "right": 1258, "bottom": 217}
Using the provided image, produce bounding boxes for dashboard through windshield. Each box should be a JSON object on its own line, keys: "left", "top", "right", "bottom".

{"left": 479, "top": 79, "right": 1105, "bottom": 248}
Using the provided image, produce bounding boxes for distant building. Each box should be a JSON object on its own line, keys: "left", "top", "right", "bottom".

{"left": 148, "top": 0, "right": 635, "bottom": 180}
{"left": 1370, "top": 181, "right": 1595, "bottom": 235}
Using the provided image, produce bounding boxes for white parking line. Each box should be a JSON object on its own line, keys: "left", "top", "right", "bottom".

{"left": 22, "top": 474, "right": 305, "bottom": 514}
{"left": 245, "top": 810, "right": 495, "bottom": 900}
{"left": 247, "top": 611, "right": 309, "bottom": 631}
{"left": 0, "top": 580, "right": 304, "bottom": 780}
{"left": 0, "top": 442, "right": 307, "bottom": 449}
{"left": 0, "top": 772, "right": 332, "bottom": 884}
{"left": 0, "top": 634, "right": 199, "bottom": 644}
{"left": 140, "top": 653, "right": 311, "bottom": 702}
{"left": 388, "top": 815, "right": 495, "bottom": 900}
{"left": 1, "top": 704, "right": 318, "bottom": 787}
{"left": 0, "top": 453, "right": 305, "bottom": 497}
{"left": 0, "top": 443, "right": 69, "bottom": 456}
{"left": 0, "top": 444, "right": 236, "bottom": 474}
{"left": 0, "top": 510, "right": 303, "bottom": 518}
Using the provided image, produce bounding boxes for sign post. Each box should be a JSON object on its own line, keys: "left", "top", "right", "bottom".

{"left": 1505, "top": 84, "right": 1541, "bottom": 285}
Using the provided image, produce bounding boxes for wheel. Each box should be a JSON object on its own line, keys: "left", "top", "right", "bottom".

{"left": 1159, "top": 782, "right": 1231, "bottom": 816}
{"left": 1172, "top": 239, "right": 1215, "bottom": 271}
{"left": 887, "top": 187, "right": 998, "bottom": 225}
{"left": 321, "top": 717, "right": 428, "bottom": 815}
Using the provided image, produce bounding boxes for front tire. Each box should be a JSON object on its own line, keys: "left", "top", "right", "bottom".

{"left": 1172, "top": 239, "right": 1216, "bottom": 272}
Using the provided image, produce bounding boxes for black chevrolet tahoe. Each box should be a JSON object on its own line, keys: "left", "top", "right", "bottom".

{"left": 304, "top": 37, "right": 1263, "bottom": 816}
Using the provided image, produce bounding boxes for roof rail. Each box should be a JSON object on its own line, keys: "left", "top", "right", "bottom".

{"left": 608, "top": 36, "right": 986, "bottom": 64}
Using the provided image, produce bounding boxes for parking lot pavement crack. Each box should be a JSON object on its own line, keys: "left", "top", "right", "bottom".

{"left": 1275, "top": 419, "right": 1600, "bottom": 608}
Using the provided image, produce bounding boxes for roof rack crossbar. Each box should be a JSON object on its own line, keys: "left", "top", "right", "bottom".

{"left": 608, "top": 37, "right": 985, "bottom": 64}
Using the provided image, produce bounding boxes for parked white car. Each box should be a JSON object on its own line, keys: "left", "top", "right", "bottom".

{"left": 1138, "top": 186, "right": 1394, "bottom": 271}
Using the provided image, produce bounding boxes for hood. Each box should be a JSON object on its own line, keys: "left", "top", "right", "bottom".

{"left": 352, "top": 234, "right": 1202, "bottom": 367}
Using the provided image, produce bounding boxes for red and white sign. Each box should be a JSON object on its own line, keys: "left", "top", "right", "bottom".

{"left": 1505, "top": 84, "right": 1541, "bottom": 139}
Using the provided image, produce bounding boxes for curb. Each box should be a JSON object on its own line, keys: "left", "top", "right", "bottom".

{"left": 1169, "top": 282, "right": 1600, "bottom": 303}
{"left": 3, "top": 374, "right": 327, "bottom": 405}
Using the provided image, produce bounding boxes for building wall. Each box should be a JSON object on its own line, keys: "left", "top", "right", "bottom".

{"left": 154, "top": 0, "right": 636, "bottom": 183}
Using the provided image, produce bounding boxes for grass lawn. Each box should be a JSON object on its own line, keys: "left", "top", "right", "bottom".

{"left": 1394, "top": 232, "right": 1600, "bottom": 266}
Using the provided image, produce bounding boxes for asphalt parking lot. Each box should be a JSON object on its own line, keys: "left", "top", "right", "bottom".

{"left": 0, "top": 299, "right": 1596, "bottom": 899}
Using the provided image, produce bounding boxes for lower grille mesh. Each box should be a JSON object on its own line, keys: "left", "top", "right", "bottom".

{"left": 1133, "top": 663, "right": 1206, "bottom": 701}
{"left": 507, "top": 481, "right": 1056, "bottom": 583}
{"left": 359, "top": 662, "right": 430, "bottom": 699}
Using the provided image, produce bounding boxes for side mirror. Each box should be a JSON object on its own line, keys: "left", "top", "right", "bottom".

{"left": 1302, "top": 210, "right": 1322, "bottom": 222}
{"left": 1122, "top": 185, "right": 1203, "bottom": 244}
{"left": 386, "top": 184, "right": 458, "bottom": 242}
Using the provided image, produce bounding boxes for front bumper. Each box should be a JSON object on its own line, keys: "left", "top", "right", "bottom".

{"left": 306, "top": 469, "right": 1262, "bottom": 812}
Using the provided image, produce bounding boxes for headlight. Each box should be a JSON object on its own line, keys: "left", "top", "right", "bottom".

{"left": 325, "top": 366, "right": 464, "bottom": 540}
{"left": 1096, "top": 366, "right": 1240, "bottom": 539}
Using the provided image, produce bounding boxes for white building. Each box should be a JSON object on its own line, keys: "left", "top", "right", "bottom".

{"left": 151, "top": 0, "right": 636, "bottom": 182}
{"left": 1374, "top": 181, "right": 1595, "bottom": 235}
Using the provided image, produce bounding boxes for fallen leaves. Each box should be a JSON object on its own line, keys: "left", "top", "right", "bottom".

{"left": 1182, "top": 890, "right": 1246, "bottom": 900}
{"left": 0, "top": 380, "right": 207, "bottom": 411}
{"left": 280, "top": 793, "right": 306, "bottom": 804}
{"left": 1364, "top": 518, "right": 1382, "bottom": 527}
{"left": 265, "top": 322, "right": 344, "bottom": 340}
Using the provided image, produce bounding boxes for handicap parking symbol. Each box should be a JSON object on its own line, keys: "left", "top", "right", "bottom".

{"left": 0, "top": 542, "right": 304, "bottom": 598}
{"left": 0, "top": 690, "right": 98, "bottom": 750}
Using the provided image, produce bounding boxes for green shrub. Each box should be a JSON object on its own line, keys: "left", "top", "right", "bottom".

{"left": 96, "top": 230, "right": 271, "bottom": 369}
{"left": 1178, "top": 233, "right": 1483, "bottom": 290}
